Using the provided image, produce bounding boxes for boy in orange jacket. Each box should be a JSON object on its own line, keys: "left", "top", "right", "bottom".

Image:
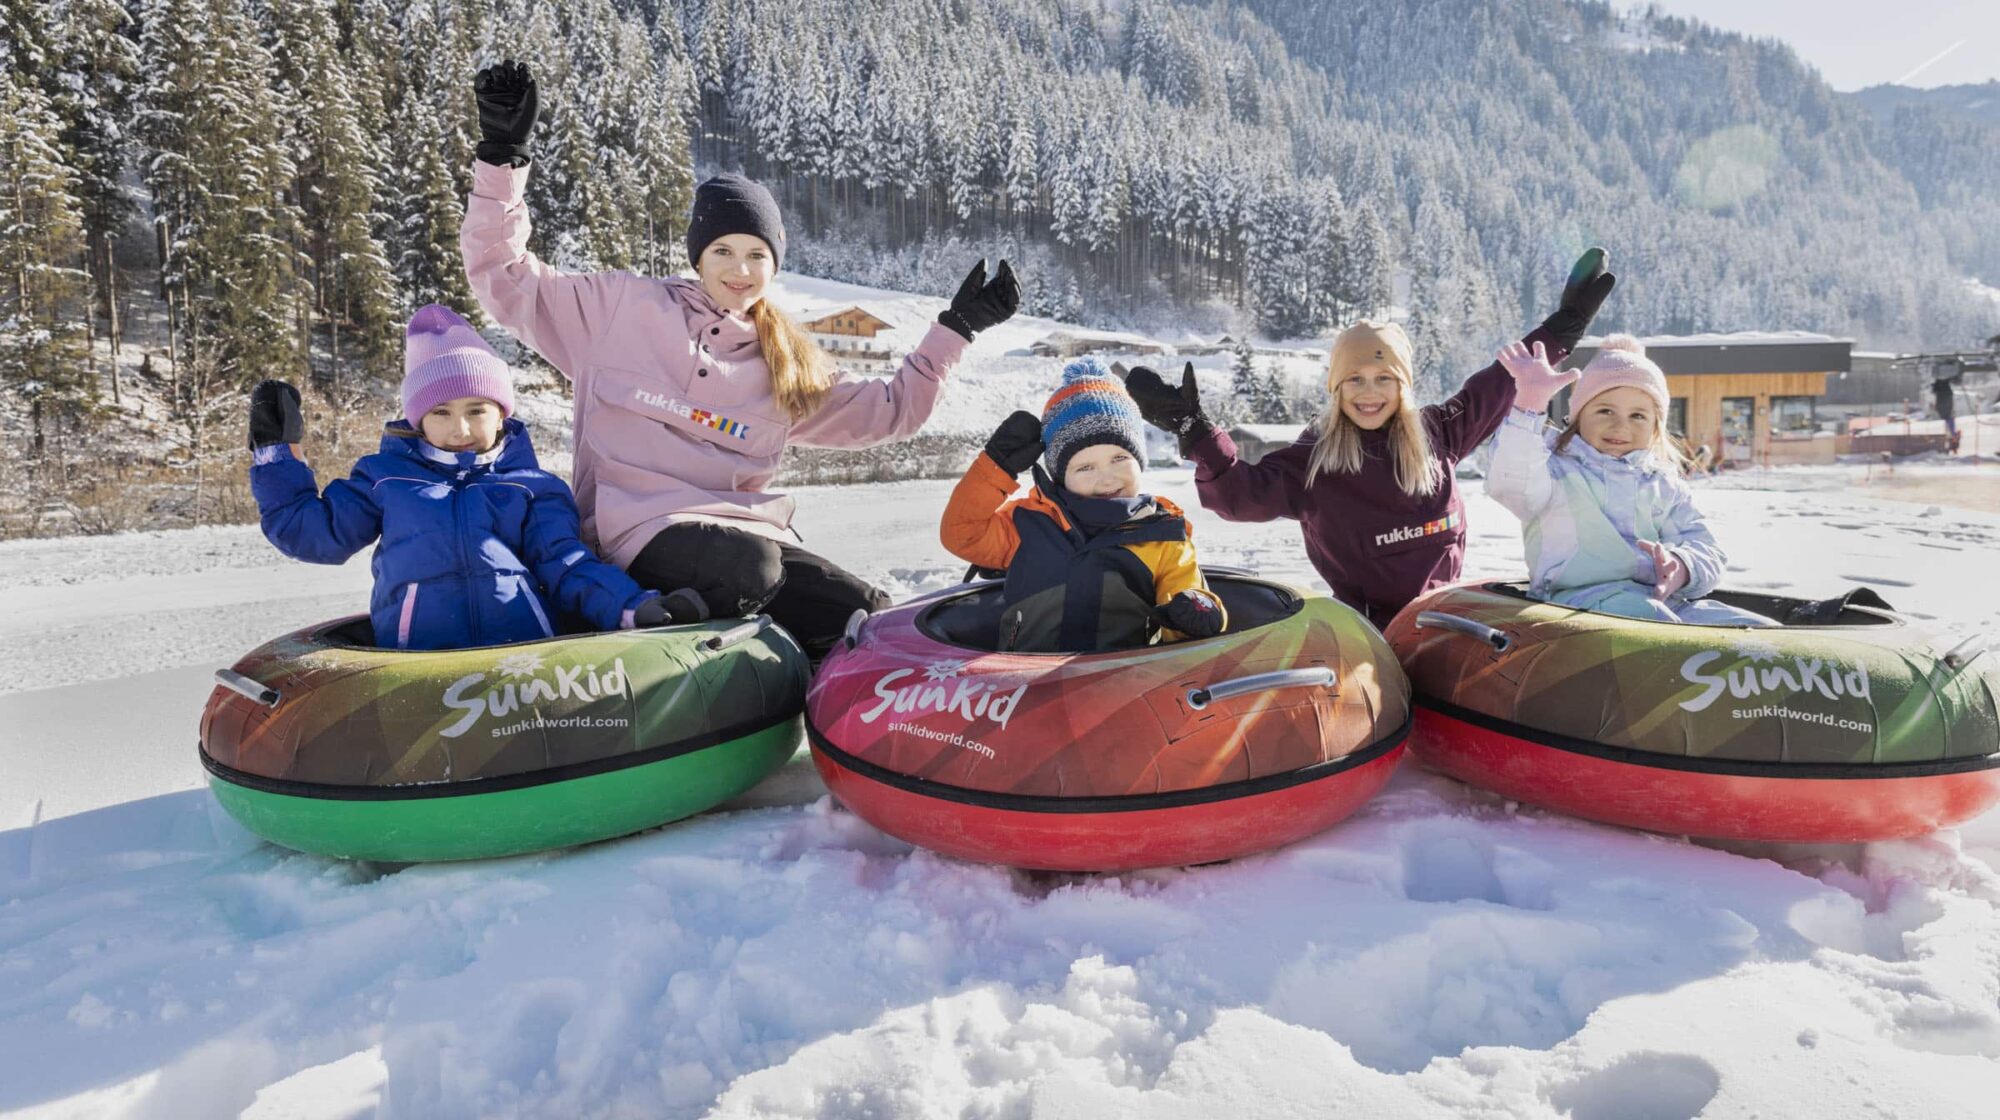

{"left": 941, "top": 358, "right": 1225, "bottom": 652}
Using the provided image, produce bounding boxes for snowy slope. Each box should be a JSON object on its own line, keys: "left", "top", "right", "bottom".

{"left": 759, "top": 272, "right": 1320, "bottom": 438}
{"left": 4, "top": 466, "right": 2000, "bottom": 1118}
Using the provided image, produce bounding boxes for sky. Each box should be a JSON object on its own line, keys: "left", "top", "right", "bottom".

{"left": 1634, "top": 1, "right": 1999, "bottom": 90}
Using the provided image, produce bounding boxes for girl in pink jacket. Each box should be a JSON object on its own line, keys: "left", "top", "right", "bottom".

{"left": 461, "top": 61, "right": 1020, "bottom": 657}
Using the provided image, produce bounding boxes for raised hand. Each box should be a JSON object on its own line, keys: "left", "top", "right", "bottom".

{"left": 938, "top": 258, "right": 1021, "bottom": 340}
{"left": 1125, "top": 362, "right": 1210, "bottom": 455}
{"left": 1495, "top": 339, "right": 1578, "bottom": 413}
{"left": 983, "top": 410, "right": 1045, "bottom": 476}
{"left": 473, "top": 59, "right": 540, "bottom": 167}
{"left": 248, "top": 380, "right": 304, "bottom": 450}
{"left": 1537, "top": 247, "right": 1616, "bottom": 354}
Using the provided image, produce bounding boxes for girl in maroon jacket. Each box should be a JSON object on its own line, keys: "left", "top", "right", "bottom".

{"left": 1127, "top": 250, "right": 1615, "bottom": 629}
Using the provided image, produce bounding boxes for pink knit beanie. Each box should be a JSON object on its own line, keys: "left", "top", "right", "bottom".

{"left": 402, "top": 304, "right": 514, "bottom": 421}
{"left": 1572, "top": 335, "right": 1668, "bottom": 416}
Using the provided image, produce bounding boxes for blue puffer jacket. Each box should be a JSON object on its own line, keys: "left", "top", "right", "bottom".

{"left": 251, "top": 417, "right": 655, "bottom": 650}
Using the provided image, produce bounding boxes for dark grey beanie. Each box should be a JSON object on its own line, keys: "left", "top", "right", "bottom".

{"left": 685, "top": 174, "right": 786, "bottom": 271}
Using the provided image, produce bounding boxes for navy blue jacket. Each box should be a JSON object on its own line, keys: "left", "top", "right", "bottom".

{"left": 251, "top": 417, "right": 653, "bottom": 650}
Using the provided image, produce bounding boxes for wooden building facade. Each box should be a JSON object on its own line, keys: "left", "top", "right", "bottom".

{"left": 801, "top": 306, "right": 899, "bottom": 373}
{"left": 1563, "top": 334, "right": 1850, "bottom": 467}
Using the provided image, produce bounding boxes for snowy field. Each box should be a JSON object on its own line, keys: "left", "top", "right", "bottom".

{"left": 4, "top": 462, "right": 2000, "bottom": 1118}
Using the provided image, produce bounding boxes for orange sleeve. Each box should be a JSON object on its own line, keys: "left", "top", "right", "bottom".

{"left": 940, "top": 453, "right": 1023, "bottom": 571}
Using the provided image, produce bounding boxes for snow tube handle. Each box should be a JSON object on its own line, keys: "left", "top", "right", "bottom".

{"left": 1942, "top": 633, "right": 1989, "bottom": 672}
{"left": 1415, "top": 611, "right": 1513, "bottom": 653}
{"left": 215, "top": 668, "right": 281, "bottom": 707}
{"left": 842, "top": 608, "right": 868, "bottom": 651}
{"left": 1186, "top": 667, "right": 1336, "bottom": 712}
{"left": 704, "top": 614, "right": 771, "bottom": 653}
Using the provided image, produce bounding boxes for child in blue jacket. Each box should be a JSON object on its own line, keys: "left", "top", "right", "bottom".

{"left": 249, "top": 304, "right": 690, "bottom": 650}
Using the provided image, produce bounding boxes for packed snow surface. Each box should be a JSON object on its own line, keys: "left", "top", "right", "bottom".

{"left": 4, "top": 460, "right": 2000, "bottom": 1119}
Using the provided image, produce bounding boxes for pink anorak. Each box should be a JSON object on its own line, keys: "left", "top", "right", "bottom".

{"left": 463, "top": 161, "right": 967, "bottom": 567}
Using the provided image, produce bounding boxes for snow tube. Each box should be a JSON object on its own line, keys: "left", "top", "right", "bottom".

{"left": 1384, "top": 582, "right": 2000, "bottom": 842}
{"left": 199, "top": 614, "right": 808, "bottom": 861}
{"left": 805, "top": 570, "right": 1410, "bottom": 871}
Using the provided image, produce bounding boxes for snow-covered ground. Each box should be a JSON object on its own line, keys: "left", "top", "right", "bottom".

{"left": 4, "top": 464, "right": 2000, "bottom": 1119}
{"left": 762, "top": 271, "right": 1325, "bottom": 437}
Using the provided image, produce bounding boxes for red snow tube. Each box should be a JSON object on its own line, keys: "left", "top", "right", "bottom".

{"left": 1385, "top": 582, "right": 2000, "bottom": 843}
{"left": 806, "top": 571, "right": 1411, "bottom": 871}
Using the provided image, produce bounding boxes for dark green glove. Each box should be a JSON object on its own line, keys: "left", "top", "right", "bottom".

{"left": 473, "top": 60, "right": 539, "bottom": 167}
{"left": 1536, "top": 247, "right": 1616, "bottom": 354}
{"left": 248, "top": 380, "right": 303, "bottom": 450}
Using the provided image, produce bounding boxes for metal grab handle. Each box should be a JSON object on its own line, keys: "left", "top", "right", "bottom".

{"left": 1415, "top": 610, "right": 1513, "bottom": 653}
{"left": 842, "top": 608, "right": 868, "bottom": 651}
{"left": 1186, "top": 667, "right": 1335, "bottom": 712}
{"left": 1942, "top": 633, "right": 1989, "bottom": 671}
{"left": 215, "top": 668, "right": 280, "bottom": 707}
{"left": 704, "top": 614, "right": 772, "bottom": 652}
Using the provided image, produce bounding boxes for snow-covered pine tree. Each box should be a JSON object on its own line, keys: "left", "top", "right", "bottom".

{"left": 1229, "top": 337, "right": 1269, "bottom": 422}
{"left": 263, "top": 0, "right": 401, "bottom": 383}
{"left": 386, "top": 4, "right": 475, "bottom": 313}
{"left": 36, "top": 0, "right": 137, "bottom": 337}
{"left": 137, "top": 0, "right": 308, "bottom": 391}
{"left": 0, "top": 49, "right": 95, "bottom": 457}
{"left": 1304, "top": 178, "right": 1349, "bottom": 330}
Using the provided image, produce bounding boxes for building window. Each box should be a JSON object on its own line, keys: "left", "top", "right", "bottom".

{"left": 1770, "top": 395, "right": 1816, "bottom": 436}
{"left": 1668, "top": 397, "right": 1688, "bottom": 437}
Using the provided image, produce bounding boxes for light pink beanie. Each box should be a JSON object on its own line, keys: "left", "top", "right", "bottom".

{"left": 402, "top": 304, "right": 514, "bottom": 421}
{"left": 1572, "top": 334, "right": 1668, "bottom": 416}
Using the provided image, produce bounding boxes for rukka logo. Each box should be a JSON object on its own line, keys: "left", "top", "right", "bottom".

{"left": 1374, "top": 511, "right": 1461, "bottom": 548}
{"left": 634, "top": 387, "right": 689, "bottom": 416}
{"left": 1677, "top": 637, "right": 1871, "bottom": 715}
{"left": 634, "top": 387, "right": 750, "bottom": 439}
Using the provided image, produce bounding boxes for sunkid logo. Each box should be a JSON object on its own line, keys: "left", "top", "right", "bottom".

{"left": 438, "top": 652, "right": 628, "bottom": 739}
{"left": 857, "top": 660, "right": 1028, "bottom": 731}
{"left": 1677, "top": 638, "right": 1871, "bottom": 714}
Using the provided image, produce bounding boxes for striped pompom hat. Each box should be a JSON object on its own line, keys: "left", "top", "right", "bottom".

{"left": 1041, "top": 356, "right": 1146, "bottom": 480}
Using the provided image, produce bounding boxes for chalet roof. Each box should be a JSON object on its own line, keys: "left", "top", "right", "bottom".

{"left": 798, "top": 304, "right": 895, "bottom": 331}
{"left": 1568, "top": 331, "right": 1853, "bottom": 375}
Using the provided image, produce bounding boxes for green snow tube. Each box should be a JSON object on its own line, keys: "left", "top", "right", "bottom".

{"left": 199, "top": 614, "right": 807, "bottom": 861}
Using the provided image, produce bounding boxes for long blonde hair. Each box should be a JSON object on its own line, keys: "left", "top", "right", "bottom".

{"left": 1306, "top": 372, "right": 1441, "bottom": 497}
{"left": 749, "top": 299, "right": 831, "bottom": 420}
{"left": 1554, "top": 397, "right": 1690, "bottom": 477}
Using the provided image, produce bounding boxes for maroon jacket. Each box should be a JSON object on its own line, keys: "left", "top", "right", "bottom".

{"left": 1192, "top": 329, "right": 1566, "bottom": 629}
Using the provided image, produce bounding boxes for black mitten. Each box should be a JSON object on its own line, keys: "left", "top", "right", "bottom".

{"left": 1156, "top": 589, "right": 1225, "bottom": 638}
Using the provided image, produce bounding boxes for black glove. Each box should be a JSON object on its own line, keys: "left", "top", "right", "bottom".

{"left": 633, "top": 588, "right": 709, "bottom": 628}
{"left": 938, "top": 258, "right": 1020, "bottom": 341}
{"left": 1156, "top": 589, "right": 1224, "bottom": 638}
{"left": 984, "top": 411, "right": 1045, "bottom": 476}
{"left": 1535, "top": 247, "right": 1616, "bottom": 354}
{"left": 248, "top": 380, "right": 304, "bottom": 450}
{"left": 1125, "top": 362, "right": 1211, "bottom": 456}
{"left": 473, "top": 60, "right": 539, "bottom": 167}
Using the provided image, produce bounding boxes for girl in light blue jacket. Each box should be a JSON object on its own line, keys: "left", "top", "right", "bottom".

{"left": 1485, "top": 335, "right": 1773, "bottom": 625}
